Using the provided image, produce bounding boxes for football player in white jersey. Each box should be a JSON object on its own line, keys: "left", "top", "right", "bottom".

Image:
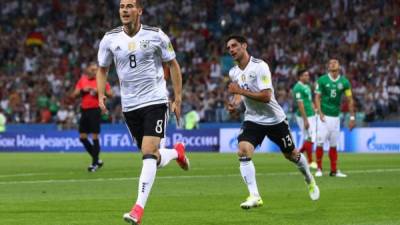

{"left": 226, "top": 35, "right": 320, "bottom": 209}
{"left": 96, "top": 0, "right": 189, "bottom": 224}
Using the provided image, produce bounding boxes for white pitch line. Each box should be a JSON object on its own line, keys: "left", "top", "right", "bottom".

{"left": 0, "top": 173, "right": 50, "bottom": 178}
{"left": 0, "top": 168, "right": 399, "bottom": 185}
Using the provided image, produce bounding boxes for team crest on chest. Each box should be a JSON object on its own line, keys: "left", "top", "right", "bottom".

{"left": 128, "top": 42, "right": 136, "bottom": 51}
{"left": 241, "top": 74, "right": 246, "bottom": 82}
{"left": 338, "top": 83, "right": 343, "bottom": 90}
{"left": 140, "top": 40, "right": 150, "bottom": 50}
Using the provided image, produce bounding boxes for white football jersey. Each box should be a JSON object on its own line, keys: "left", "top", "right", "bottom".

{"left": 98, "top": 25, "right": 175, "bottom": 112}
{"left": 229, "top": 57, "right": 286, "bottom": 125}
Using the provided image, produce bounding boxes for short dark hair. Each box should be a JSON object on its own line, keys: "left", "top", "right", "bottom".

{"left": 121, "top": 0, "right": 143, "bottom": 8}
{"left": 297, "top": 68, "right": 308, "bottom": 77}
{"left": 135, "top": 0, "right": 143, "bottom": 8}
{"left": 225, "top": 35, "right": 247, "bottom": 44}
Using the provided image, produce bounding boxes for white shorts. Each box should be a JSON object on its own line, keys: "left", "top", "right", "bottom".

{"left": 316, "top": 115, "right": 340, "bottom": 147}
{"left": 296, "top": 115, "right": 317, "bottom": 143}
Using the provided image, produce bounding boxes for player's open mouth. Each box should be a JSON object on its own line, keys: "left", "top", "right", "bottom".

{"left": 122, "top": 15, "right": 130, "bottom": 19}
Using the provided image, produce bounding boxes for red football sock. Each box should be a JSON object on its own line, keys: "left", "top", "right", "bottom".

{"left": 316, "top": 146, "right": 324, "bottom": 170}
{"left": 329, "top": 147, "right": 338, "bottom": 173}
{"left": 302, "top": 140, "right": 313, "bottom": 163}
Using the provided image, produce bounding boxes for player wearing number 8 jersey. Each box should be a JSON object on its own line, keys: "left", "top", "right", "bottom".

{"left": 315, "top": 58, "right": 355, "bottom": 178}
{"left": 96, "top": 0, "right": 190, "bottom": 224}
{"left": 226, "top": 35, "right": 319, "bottom": 210}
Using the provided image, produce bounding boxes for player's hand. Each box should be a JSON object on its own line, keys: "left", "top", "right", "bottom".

{"left": 348, "top": 119, "right": 356, "bottom": 131}
{"left": 228, "top": 102, "right": 237, "bottom": 113}
{"left": 171, "top": 99, "right": 182, "bottom": 127}
{"left": 319, "top": 113, "right": 326, "bottom": 122}
{"left": 304, "top": 119, "right": 310, "bottom": 130}
{"left": 98, "top": 95, "right": 108, "bottom": 114}
{"left": 228, "top": 82, "right": 242, "bottom": 95}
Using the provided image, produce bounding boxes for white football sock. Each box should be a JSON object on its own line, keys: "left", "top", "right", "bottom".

{"left": 295, "top": 153, "right": 313, "bottom": 184}
{"left": 136, "top": 158, "right": 157, "bottom": 208}
{"left": 240, "top": 160, "right": 260, "bottom": 197}
{"left": 158, "top": 148, "right": 178, "bottom": 168}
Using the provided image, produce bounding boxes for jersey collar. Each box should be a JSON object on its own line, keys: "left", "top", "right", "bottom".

{"left": 122, "top": 24, "right": 142, "bottom": 38}
{"left": 238, "top": 56, "right": 252, "bottom": 72}
{"left": 328, "top": 73, "right": 341, "bottom": 82}
{"left": 298, "top": 81, "right": 306, "bottom": 86}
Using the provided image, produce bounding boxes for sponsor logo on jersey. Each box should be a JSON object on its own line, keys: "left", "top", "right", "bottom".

{"left": 128, "top": 42, "right": 136, "bottom": 51}
{"left": 140, "top": 40, "right": 150, "bottom": 50}
{"left": 115, "top": 46, "right": 121, "bottom": 51}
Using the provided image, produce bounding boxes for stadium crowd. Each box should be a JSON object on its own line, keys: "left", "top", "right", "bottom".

{"left": 0, "top": 0, "right": 399, "bottom": 128}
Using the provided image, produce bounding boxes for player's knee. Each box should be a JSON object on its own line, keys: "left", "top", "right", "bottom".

{"left": 284, "top": 151, "right": 300, "bottom": 162}
{"left": 92, "top": 133, "right": 99, "bottom": 140}
{"left": 79, "top": 133, "right": 88, "bottom": 139}
{"left": 237, "top": 148, "right": 251, "bottom": 158}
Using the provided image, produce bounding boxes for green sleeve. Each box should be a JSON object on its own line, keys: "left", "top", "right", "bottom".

{"left": 344, "top": 77, "right": 351, "bottom": 90}
{"left": 293, "top": 86, "right": 302, "bottom": 101}
{"left": 315, "top": 78, "right": 322, "bottom": 94}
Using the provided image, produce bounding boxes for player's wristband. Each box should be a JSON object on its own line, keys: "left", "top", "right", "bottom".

{"left": 350, "top": 116, "right": 355, "bottom": 120}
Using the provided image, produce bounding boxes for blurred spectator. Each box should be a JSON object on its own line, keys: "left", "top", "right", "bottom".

{"left": 184, "top": 106, "right": 200, "bottom": 130}
{"left": 56, "top": 103, "right": 69, "bottom": 129}
{"left": 0, "top": 108, "right": 6, "bottom": 132}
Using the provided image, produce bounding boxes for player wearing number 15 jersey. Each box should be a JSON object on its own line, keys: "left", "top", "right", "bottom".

{"left": 226, "top": 35, "right": 319, "bottom": 210}
{"left": 315, "top": 58, "right": 355, "bottom": 178}
{"left": 96, "top": 0, "right": 189, "bottom": 224}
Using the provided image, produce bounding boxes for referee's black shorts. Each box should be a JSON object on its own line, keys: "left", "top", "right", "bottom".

{"left": 79, "top": 108, "right": 101, "bottom": 134}
{"left": 238, "top": 119, "right": 295, "bottom": 153}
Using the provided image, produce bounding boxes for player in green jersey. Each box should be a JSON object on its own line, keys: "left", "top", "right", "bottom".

{"left": 315, "top": 59, "right": 355, "bottom": 177}
{"left": 292, "top": 69, "right": 317, "bottom": 169}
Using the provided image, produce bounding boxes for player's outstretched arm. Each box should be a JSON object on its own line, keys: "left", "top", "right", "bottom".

{"left": 96, "top": 66, "right": 109, "bottom": 113}
{"left": 166, "top": 58, "right": 182, "bottom": 126}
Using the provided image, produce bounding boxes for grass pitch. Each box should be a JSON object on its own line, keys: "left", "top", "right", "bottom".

{"left": 0, "top": 153, "right": 399, "bottom": 225}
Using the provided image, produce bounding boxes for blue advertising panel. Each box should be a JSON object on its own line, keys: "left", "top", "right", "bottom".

{"left": 219, "top": 128, "right": 396, "bottom": 153}
{"left": 350, "top": 128, "right": 400, "bottom": 152}
{"left": 0, "top": 126, "right": 219, "bottom": 152}
{"left": 1, "top": 125, "right": 399, "bottom": 153}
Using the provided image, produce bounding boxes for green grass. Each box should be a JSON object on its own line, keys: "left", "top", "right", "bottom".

{"left": 0, "top": 153, "right": 399, "bottom": 225}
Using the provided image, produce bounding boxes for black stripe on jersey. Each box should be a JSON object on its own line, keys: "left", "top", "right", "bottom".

{"left": 251, "top": 57, "right": 262, "bottom": 63}
{"left": 105, "top": 26, "right": 123, "bottom": 35}
{"left": 142, "top": 24, "right": 159, "bottom": 32}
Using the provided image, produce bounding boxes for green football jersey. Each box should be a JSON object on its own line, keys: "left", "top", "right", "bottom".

{"left": 292, "top": 81, "right": 315, "bottom": 117}
{"left": 315, "top": 74, "right": 351, "bottom": 117}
